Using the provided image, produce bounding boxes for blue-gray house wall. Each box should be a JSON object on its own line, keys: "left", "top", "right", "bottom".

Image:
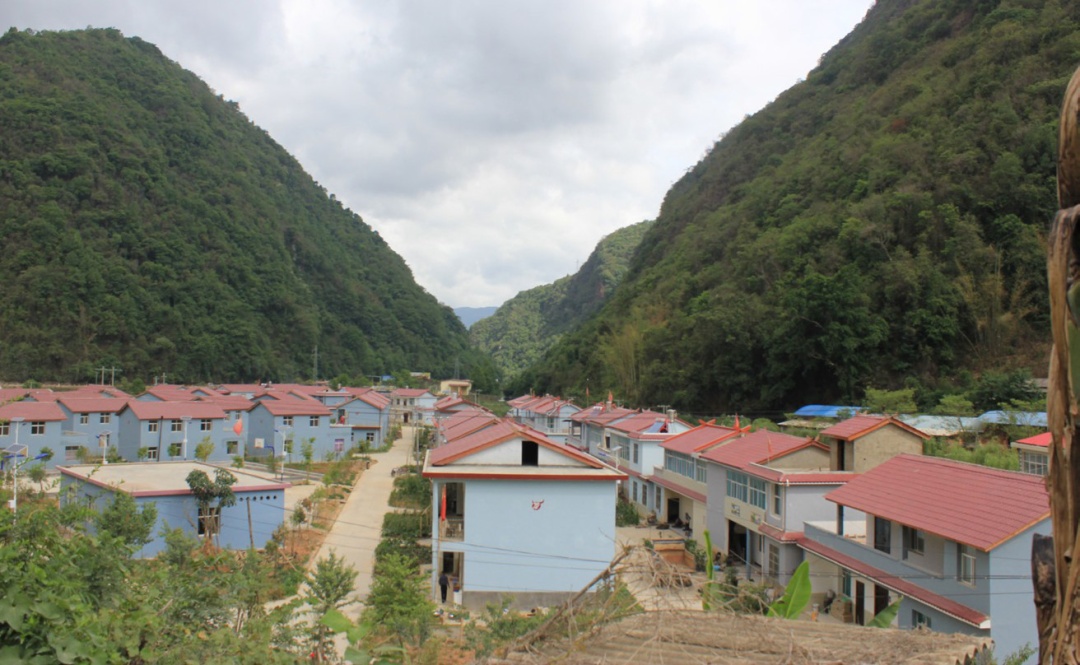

{"left": 430, "top": 478, "right": 617, "bottom": 609}
{"left": 61, "top": 475, "right": 285, "bottom": 558}
{"left": 0, "top": 420, "right": 65, "bottom": 469}
{"left": 246, "top": 406, "right": 333, "bottom": 462}
{"left": 987, "top": 521, "right": 1045, "bottom": 660}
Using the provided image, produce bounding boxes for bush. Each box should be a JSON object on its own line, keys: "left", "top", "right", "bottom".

{"left": 381, "top": 512, "right": 431, "bottom": 539}
{"left": 374, "top": 537, "right": 432, "bottom": 569}
{"left": 615, "top": 499, "right": 639, "bottom": 527}
{"left": 389, "top": 474, "right": 431, "bottom": 509}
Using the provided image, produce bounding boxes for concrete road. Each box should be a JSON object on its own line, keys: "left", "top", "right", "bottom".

{"left": 309, "top": 425, "right": 416, "bottom": 610}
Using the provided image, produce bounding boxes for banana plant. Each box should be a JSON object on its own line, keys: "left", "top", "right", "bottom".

{"left": 767, "top": 560, "right": 811, "bottom": 619}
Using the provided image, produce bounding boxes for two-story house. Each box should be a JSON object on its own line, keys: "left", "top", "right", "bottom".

{"left": 799, "top": 454, "right": 1048, "bottom": 659}
{"left": 0, "top": 401, "right": 68, "bottom": 467}
{"left": 247, "top": 399, "right": 333, "bottom": 461}
{"left": 423, "top": 419, "right": 624, "bottom": 610}
{"left": 648, "top": 422, "right": 741, "bottom": 531}
{"left": 507, "top": 395, "right": 581, "bottom": 444}
{"left": 331, "top": 391, "right": 391, "bottom": 450}
{"left": 702, "top": 430, "right": 840, "bottom": 579}
{"left": 117, "top": 401, "right": 233, "bottom": 462}
{"left": 390, "top": 388, "right": 437, "bottom": 426}
{"left": 55, "top": 397, "right": 126, "bottom": 460}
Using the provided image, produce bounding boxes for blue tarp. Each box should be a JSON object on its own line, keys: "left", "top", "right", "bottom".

{"left": 792, "top": 405, "right": 864, "bottom": 418}
{"left": 977, "top": 410, "right": 1047, "bottom": 427}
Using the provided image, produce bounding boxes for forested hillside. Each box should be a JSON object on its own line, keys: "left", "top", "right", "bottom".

{"left": 515, "top": 0, "right": 1077, "bottom": 412}
{"left": 471, "top": 220, "right": 651, "bottom": 378}
{"left": 0, "top": 28, "right": 487, "bottom": 384}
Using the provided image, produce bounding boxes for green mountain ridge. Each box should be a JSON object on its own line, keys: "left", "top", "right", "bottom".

{"left": 0, "top": 27, "right": 487, "bottom": 384}
{"left": 471, "top": 220, "right": 652, "bottom": 378}
{"left": 516, "top": 0, "right": 1075, "bottom": 412}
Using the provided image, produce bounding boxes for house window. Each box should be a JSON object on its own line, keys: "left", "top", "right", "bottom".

{"left": 521, "top": 440, "right": 538, "bottom": 466}
{"left": 632, "top": 481, "right": 638, "bottom": 503}
{"left": 772, "top": 484, "right": 782, "bottom": 515}
{"left": 197, "top": 506, "right": 221, "bottom": 536}
{"left": 171, "top": 419, "right": 182, "bottom": 432}
{"left": 874, "top": 517, "right": 892, "bottom": 554}
{"left": 0, "top": 422, "right": 8, "bottom": 436}
{"left": 727, "top": 471, "right": 749, "bottom": 503}
{"left": 148, "top": 421, "right": 159, "bottom": 433}
{"left": 912, "top": 609, "right": 932, "bottom": 629}
{"left": 64, "top": 446, "right": 80, "bottom": 462}
{"left": 30, "top": 421, "right": 45, "bottom": 435}
{"left": 365, "top": 432, "right": 375, "bottom": 442}
{"left": 768, "top": 544, "right": 780, "bottom": 582}
{"left": 958, "top": 544, "right": 976, "bottom": 586}
{"left": 283, "top": 416, "right": 294, "bottom": 427}
{"left": 903, "top": 526, "right": 925, "bottom": 557}
{"left": 146, "top": 447, "right": 159, "bottom": 461}
{"left": 200, "top": 419, "right": 211, "bottom": 432}
{"left": 842, "top": 571, "right": 852, "bottom": 598}
{"left": 226, "top": 440, "right": 238, "bottom": 455}
{"left": 99, "top": 413, "right": 111, "bottom": 424}
{"left": 632, "top": 443, "right": 639, "bottom": 464}
{"left": 748, "top": 477, "right": 767, "bottom": 510}
{"left": 696, "top": 460, "right": 707, "bottom": 483}
{"left": 309, "top": 416, "right": 320, "bottom": 427}
{"left": 79, "top": 414, "right": 89, "bottom": 425}
{"left": 547, "top": 416, "right": 555, "bottom": 430}
{"left": 642, "top": 484, "right": 650, "bottom": 507}
{"left": 1020, "top": 450, "right": 1048, "bottom": 476}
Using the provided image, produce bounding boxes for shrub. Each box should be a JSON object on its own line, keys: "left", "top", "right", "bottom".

{"left": 615, "top": 499, "right": 640, "bottom": 527}
{"left": 381, "top": 512, "right": 431, "bottom": 539}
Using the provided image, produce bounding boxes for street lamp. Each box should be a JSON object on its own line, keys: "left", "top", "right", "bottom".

{"left": 99, "top": 432, "right": 109, "bottom": 465}
{"left": 3, "top": 442, "right": 47, "bottom": 514}
{"left": 274, "top": 427, "right": 289, "bottom": 481}
{"left": 181, "top": 416, "right": 191, "bottom": 459}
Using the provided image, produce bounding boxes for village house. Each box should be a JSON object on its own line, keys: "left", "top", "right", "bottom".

{"left": 423, "top": 418, "right": 624, "bottom": 610}
{"left": 0, "top": 401, "right": 68, "bottom": 467}
{"left": 390, "top": 388, "right": 437, "bottom": 426}
{"left": 1011, "top": 431, "right": 1050, "bottom": 476}
{"left": 59, "top": 461, "right": 289, "bottom": 557}
{"left": 330, "top": 390, "right": 391, "bottom": 450}
{"left": 117, "top": 401, "right": 235, "bottom": 462}
{"left": 54, "top": 396, "right": 126, "bottom": 460}
{"left": 818, "top": 415, "right": 927, "bottom": 473}
{"left": 702, "top": 430, "right": 848, "bottom": 583}
{"left": 598, "top": 410, "right": 691, "bottom": 516}
{"left": 507, "top": 395, "right": 581, "bottom": 443}
{"left": 246, "top": 399, "right": 334, "bottom": 462}
{"left": 648, "top": 422, "right": 741, "bottom": 533}
{"left": 799, "top": 454, "right": 1048, "bottom": 659}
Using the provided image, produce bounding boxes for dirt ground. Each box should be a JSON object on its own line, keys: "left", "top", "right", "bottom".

{"left": 282, "top": 458, "right": 370, "bottom": 563}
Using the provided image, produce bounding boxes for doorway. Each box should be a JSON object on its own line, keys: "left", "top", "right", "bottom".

{"left": 854, "top": 581, "right": 866, "bottom": 625}
{"left": 874, "top": 584, "right": 890, "bottom": 618}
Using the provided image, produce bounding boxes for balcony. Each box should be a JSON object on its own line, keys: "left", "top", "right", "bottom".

{"left": 439, "top": 517, "right": 464, "bottom": 541}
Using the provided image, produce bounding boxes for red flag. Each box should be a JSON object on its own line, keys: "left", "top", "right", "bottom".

{"left": 733, "top": 414, "right": 740, "bottom": 431}
{"left": 233, "top": 418, "right": 243, "bottom": 436}
{"left": 440, "top": 485, "right": 447, "bottom": 522}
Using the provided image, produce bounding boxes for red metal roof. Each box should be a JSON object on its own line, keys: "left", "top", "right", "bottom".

{"left": 699, "top": 430, "right": 819, "bottom": 470}
{"left": 661, "top": 423, "right": 740, "bottom": 454}
{"left": 350, "top": 391, "right": 390, "bottom": 409}
{"left": 124, "top": 401, "right": 228, "bottom": 420}
{"left": 144, "top": 385, "right": 199, "bottom": 401}
{"left": 195, "top": 394, "right": 255, "bottom": 411}
{"left": 758, "top": 523, "right": 802, "bottom": 543}
{"left": 392, "top": 388, "right": 432, "bottom": 398}
{"left": 799, "top": 536, "right": 990, "bottom": 628}
{"left": 825, "top": 454, "right": 1049, "bottom": 551}
{"left": 0, "top": 401, "right": 67, "bottom": 421}
{"left": 820, "top": 415, "right": 927, "bottom": 441}
{"left": 1017, "top": 432, "right": 1052, "bottom": 448}
{"left": 747, "top": 465, "right": 855, "bottom": 486}
{"left": 56, "top": 397, "right": 129, "bottom": 413}
{"left": 428, "top": 419, "right": 604, "bottom": 468}
{"left": 441, "top": 412, "right": 501, "bottom": 442}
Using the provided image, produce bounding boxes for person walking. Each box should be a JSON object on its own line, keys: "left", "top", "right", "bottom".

{"left": 439, "top": 572, "right": 450, "bottom": 604}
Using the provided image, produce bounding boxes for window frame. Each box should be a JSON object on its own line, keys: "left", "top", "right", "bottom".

{"left": 148, "top": 421, "right": 159, "bottom": 433}
{"left": 772, "top": 483, "right": 782, "bottom": 515}
{"left": 283, "top": 416, "right": 294, "bottom": 427}
{"left": 958, "top": 544, "right": 976, "bottom": 586}
{"left": 309, "top": 416, "right": 320, "bottom": 427}
{"left": 903, "top": 526, "right": 925, "bottom": 556}
{"left": 30, "top": 421, "right": 45, "bottom": 435}
{"left": 200, "top": 419, "right": 212, "bottom": 432}
{"left": 912, "top": 609, "right": 932, "bottom": 629}
{"left": 99, "top": 413, "right": 111, "bottom": 424}
{"left": 79, "top": 413, "right": 89, "bottom": 425}
{"left": 171, "top": 419, "right": 182, "bottom": 433}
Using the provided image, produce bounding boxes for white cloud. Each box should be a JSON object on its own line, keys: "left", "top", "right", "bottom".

{"left": 5, "top": 0, "right": 872, "bottom": 306}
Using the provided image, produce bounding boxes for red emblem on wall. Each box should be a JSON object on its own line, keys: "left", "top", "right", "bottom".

{"left": 531, "top": 500, "right": 544, "bottom": 510}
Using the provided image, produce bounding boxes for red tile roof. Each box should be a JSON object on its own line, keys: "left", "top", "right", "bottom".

{"left": 507, "top": 394, "right": 536, "bottom": 408}
{"left": 195, "top": 395, "right": 255, "bottom": 411}
{"left": 441, "top": 412, "right": 501, "bottom": 442}
{"left": 349, "top": 391, "right": 390, "bottom": 410}
{"left": 825, "top": 454, "right": 1049, "bottom": 551}
{"left": 747, "top": 465, "right": 855, "bottom": 486}
{"left": 820, "top": 415, "right": 928, "bottom": 441}
{"left": 144, "top": 385, "right": 199, "bottom": 401}
{"left": 0, "top": 388, "right": 56, "bottom": 404}
{"left": 428, "top": 419, "right": 603, "bottom": 468}
{"left": 0, "top": 401, "right": 67, "bottom": 421}
{"left": 607, "top": 411, "right": 677, "bottom": 435}
{"left": 798, "top": 536, "right": 990, "bottom": 628}
{"left": 124, "top": 401, "right": 228, "bottom": 420}
{"left": 1016, "top": 432, "right": 1052, "bottom": 448}
{"left": 699, "top": 430, "right": 820, "bottom": 470}
{"left": 661, "top": 423, "right": 740, "bottom": 454}
{"left": 392, "top": 388, "right": 432, "bottom": 398}
{"left": 56, "top": 397, "right": 129, "bottom": 414}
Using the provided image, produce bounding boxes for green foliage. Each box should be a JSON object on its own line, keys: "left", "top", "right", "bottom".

{"left": 867, "top": 596, "right": 903, "bottom": 627}
{"left": 374, "top": 537, "right": 432, "bottom": 569}
{"left": 389, "top": 473, "right": 432, "bottom": 509}
{"left": 967, "top": 370, "right": 1041, "bottom": 412}
{"left": 194, "top": 436, "right": 215, "bottom": 462}
{"left": 474, "top": 220, "right": 653, "bottom": 381}
{"left": 464, "top": 597, "right": 548, "bottom": 658}
{"left": 683, "top": 538, "right": 708, "bottom": 572}
{"left": 185, "top": 468, "right": 238, "bottom": 542}
{"left": 615, "top": 498, "right": 640, "bottom": 527}
{"left": 363, "top": 552, "right": 436, "bottom": 647}
{"left": 933, "top": 394, "right": 976, "bottom": 417}
{"left": 0, "top": 28, "right": 476, "bottom": 384}
{"left": 863, "top": 387, "right": 918, "bottom": 414}
{"left": 305, "top": 552, "right": 359, "bottom": 656}
{"left": 381, "top": 511, "right": 431, "bottom": 540}
{"left": 924, "top": 439, "right": 1020, "bottom": 471}
{"left": 767, "top": 560, "right": 811, "bottom": 619}
{"left": 94, "top": 491, "right": 157, "bottom": 549}
{"left": 517, "top": 0, "right": 1066, "bottom": 411}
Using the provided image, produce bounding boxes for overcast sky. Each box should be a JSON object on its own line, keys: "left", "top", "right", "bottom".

{"left": 7, "top": 1, "right": 872, "bottom": 308}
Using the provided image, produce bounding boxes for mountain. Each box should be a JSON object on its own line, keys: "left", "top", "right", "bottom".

{"left": 472, "top": 220, "right": 652, "bottom": 379}
{"left": 0, "top": 28, "right": 488, "bottom": 385}
{"left": 454, "top": 307, "right": 498, "bottom": 329}
{"left": 515, "top": 0, "right": 1075, "bottom": 412}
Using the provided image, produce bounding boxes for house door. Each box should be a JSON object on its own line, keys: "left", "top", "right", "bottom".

{"left": 854, "top": 581, "right": 866, "bottom": 626}
{"left": 667, "top": 497, "right": 680, "bottom": 523}
{"left": 728, "top": 522, "right": 747, "bottom": 564}
{"left": 874, "top": 584, "right": 890, "bottom": 617}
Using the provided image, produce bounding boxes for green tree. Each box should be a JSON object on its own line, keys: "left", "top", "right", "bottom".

{"left": 863, "top": 387, "right": 917, "bottom": 414}
{"left": 194, "top": 437, "right": 215, "bottom": 462}
{"left": 305, "top": 551, "right": 359, "bottom": 656}
{"left": 301, "top": 438, "right": 315, "bottom": 478}
{"left": 94, "top": 491, "right": 157, "bottom": 550}
{"left": 364, "top": 552, "right": 435, "bottom": 647}
{"left": 185, "top": 468, "right": 237, "bottom": 545}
